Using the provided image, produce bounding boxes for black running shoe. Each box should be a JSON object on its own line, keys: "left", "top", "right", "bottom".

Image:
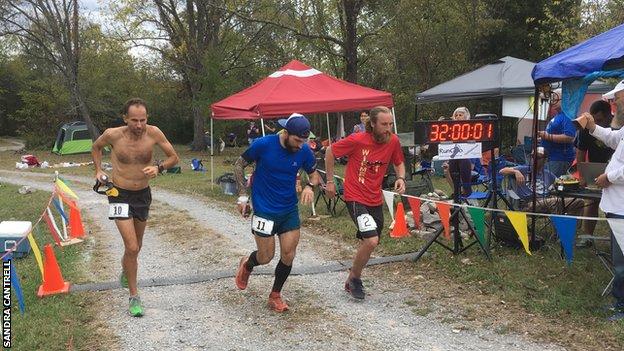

{"left": 345, "top": 277, "right": 366, "bottom": 299}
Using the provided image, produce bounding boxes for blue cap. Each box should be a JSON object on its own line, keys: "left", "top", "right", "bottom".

{"left": 278, "top": 113, "right": 311, "bottom": 138}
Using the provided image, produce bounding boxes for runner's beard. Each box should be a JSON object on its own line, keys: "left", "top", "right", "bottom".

{"left": 372, "top": 130, "right": 391, "bottom": 143}
{"left": 285, "top": 137, "right": 302, "bottom": 152}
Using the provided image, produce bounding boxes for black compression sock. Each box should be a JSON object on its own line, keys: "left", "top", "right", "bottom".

{"left": 271, "top": 260, "right": 292, "bottom": 293}
{"left": 246, "top": 251, "right": 259, "bottom": 271}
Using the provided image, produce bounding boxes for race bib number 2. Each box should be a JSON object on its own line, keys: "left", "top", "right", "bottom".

{"left": 109, "top": 203, "right": 129, "bottom": 218}
{"left": 251, "top": 215, "right": 275, "bottom": 235}
{"left": 356, "top": 214, "right": 377, "bottom": 232}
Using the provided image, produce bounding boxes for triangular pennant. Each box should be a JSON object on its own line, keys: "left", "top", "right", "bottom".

{"left": 52, "top": 198, "right": 69, "bottom": 224}
{"left": 467, "top": 207, "right": 487, "bottom": 247}
{"left": 57, "top": 191, "right": 78, "bottom": 210}
{"left": 27, "top": 232, "right": 44, "bottom": 279}
{"left": 406, "top": 197, "right": 421, "bottom": 229}
{"left": 505, "top": 211, "right": 531, "bottom": 255}
{"left": 390, "top": 202, "right": 409, "bottom": 238}
{"left": 551, "top": 215, "right": 578, "bottom": 265}
{"left": 3, "top": 253, "right": 25, "bottom": 314}
{"left": 607, "top": 218, "right": 624, "bottom": 258}
{"left": 436, "top": 202, "right": 451, "bottom": 240}
{"left": 42, "top": 209, "right": 62, "bottom": 246}
{"left": 382, "top": 190, "right": 395, "bottom": 221}
{"left": 55, "top": 178, "right": 79, "bottom": 199}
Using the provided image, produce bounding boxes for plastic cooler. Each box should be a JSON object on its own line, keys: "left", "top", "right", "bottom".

{"left": 0, "top": 221, "right": 32, "bottom": 258}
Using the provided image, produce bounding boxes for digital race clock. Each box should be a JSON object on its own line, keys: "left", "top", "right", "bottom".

{"left": 414, "top": 119, "right": 498, "bottom": 144}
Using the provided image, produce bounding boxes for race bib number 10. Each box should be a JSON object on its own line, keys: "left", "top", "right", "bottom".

{"left": 251, "top": 215, "right": 275, "bottom": 235}
{"left": 109, "top": 203, "right": 129, "bottom": 218}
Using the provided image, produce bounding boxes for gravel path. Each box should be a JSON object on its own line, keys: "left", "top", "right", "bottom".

{"left": 0, "top": 138, "right": 25, "bottom": 152}
{"left": 0, "top": 170, "right": 566, "bottom": 351}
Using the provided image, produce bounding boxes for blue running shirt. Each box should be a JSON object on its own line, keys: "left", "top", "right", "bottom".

{"left": 242, "top": 135, "right": 316, "bottom": 214}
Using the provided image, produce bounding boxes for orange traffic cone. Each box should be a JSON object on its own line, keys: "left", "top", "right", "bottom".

{"left": 37, "top": 244, "right": 70, "bottom": 298}
{"left": 68, "top": 205, "right": 85, "bottom": 238}
{"left": 390, "top": 202, "right": 409, "bottom": 238}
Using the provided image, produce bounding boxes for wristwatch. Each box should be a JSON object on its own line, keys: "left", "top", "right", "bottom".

{"left": 157, "top": 164, "right": 165, "bottom": 174}
{"left": 304, "top": 182, "right": 315, "bottom": 189}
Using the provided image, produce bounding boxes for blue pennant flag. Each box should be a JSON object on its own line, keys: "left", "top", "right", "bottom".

{"left": 551, "top": 215, "right": 578, "bottom": 265}
{"left": 52, "top": 198, "right": 68, "bottom": 224}
{"left": 3, "top": 253, "right": 25, "bottom": 314}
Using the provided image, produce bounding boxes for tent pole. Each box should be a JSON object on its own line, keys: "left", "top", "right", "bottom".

{"left": 210, "top": 117, "right": 214, "bottom": 190}
{"left": 326, "top": 113, "right": 332, "bottom": 144}
{"left": 260, "top": 118, "right": 266, "bottom": 136}
{"left": 530, "top": 86, "right": 540, "bottom": 244}
{"left": 392, "top": 107, "right": 398, "bottom": 134}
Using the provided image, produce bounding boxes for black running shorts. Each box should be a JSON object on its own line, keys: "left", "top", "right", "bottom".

{"left": 345, "top": 201, "right": 384, "bottom": 239}
{"left": 108, "top": 186, "right": 152, "bottom": 222}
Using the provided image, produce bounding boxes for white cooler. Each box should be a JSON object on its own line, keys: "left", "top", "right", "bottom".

{"left": 0, "top": 221, "right": 32, "bottom": 258}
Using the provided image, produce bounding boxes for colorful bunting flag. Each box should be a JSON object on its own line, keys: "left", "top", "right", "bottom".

{"left": 436, "top": 202, "right": 451, "bottom": 240}
{"left": 383, "top": 190, "right": 395, "bottom": 221}
{"left": 27, "top": 232, "right": 44, "bottom": 279}
{"left": 55, "top": 178, "right": 78, "bottom": 199}
{"left": 467, "top": 207, "right": 487, "bottom": 247}
{"left": 406, "top": 197, "right": 421, "bottom": 229}
{"left": 551, "top": 215, "right": 578, "bottom": 265}
{"left": 505, "top": 211, "right": 531, "bottom": 255}
{"left": 52, "top": 198, "right": 68, "bottom": 224}
{"left": 43, "top": 209, "right": 62, "bottom": 246}
{"left": 2, "top": 253, "right": 25, "bottom": 314}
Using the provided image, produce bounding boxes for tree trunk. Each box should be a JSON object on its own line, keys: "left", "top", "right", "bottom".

{"left": 342, "top": 0, "right": 360, "bottom": 83}
{"left": 190, "top": 93, "right": 206, "bottom": 151}
{"left": 69, "top": 75, "right": 99, "bottom": 140}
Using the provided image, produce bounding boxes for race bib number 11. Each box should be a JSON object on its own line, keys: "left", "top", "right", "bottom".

{"left": 109, "top": 203, "right": 129, "bottom": 218}
{"left": 251, "top": 215, "right": 275, "bottom": 235}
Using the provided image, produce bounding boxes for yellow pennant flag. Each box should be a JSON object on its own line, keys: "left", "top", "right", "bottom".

{"left": 504, "top": 211, "right": 531, "bottom": 255}
{"left": 27, "top": 232, "right": 44, "bottom": 279}
{"left": 55, "top": 178, "right": 79, "bottom": 199}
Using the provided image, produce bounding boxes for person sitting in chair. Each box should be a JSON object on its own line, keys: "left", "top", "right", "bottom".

{"left": 499, "top": 147, "right": 583, "bottom": 215}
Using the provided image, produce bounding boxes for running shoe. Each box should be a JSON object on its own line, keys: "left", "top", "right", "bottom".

{"left": 235, "top": 257, "right": 251, "bottom": 290}
{"left": 120, "top": 271, "right": 128, "bottom": 289}
{"left": 344, "top": 277, "right": 366, "bottom": 300}
{"left": 268, "top": 292, "right": 289, "bottom": 312}
{"left": 129, "top": 296, "right": 144, "bottom": 317}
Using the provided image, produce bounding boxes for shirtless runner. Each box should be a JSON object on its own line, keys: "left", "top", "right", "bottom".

{"left": 91, "top": 98, "right": 179, "bottom": 317}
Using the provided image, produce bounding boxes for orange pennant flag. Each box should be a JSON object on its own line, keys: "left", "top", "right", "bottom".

{"left": 406, "top": 197, "right": 421, "bottom": 229}
{"left": 390, "top": 202, "right": 409, "bottom": 238}
{"left": 436, "top": 202, "right": 451, "bottom": 240}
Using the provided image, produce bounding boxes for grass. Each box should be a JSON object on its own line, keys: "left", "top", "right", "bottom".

{"left": 3, "top": 143, "right": 624, "bottom": 347}
{"left": 0, "top": 183, "right": 114, "bottom": 350}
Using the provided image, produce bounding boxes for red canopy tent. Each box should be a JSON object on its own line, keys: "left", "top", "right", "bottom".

{"left": 211, "top": 60, "right": 394, "bottom": 119}
{"left": 209, "top": 60, "right": 395, "bottom": 186}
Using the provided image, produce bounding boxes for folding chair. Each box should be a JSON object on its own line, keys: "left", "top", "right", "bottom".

{"left": 314, "top": 170, "right": 347, "bottom": 216}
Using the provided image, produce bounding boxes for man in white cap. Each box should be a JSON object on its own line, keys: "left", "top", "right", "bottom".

{"left": 578, "top": 79, "right": 624, "bottom": 321}
{"left": 233, "top": 113, "right": 320, "bottom": 312}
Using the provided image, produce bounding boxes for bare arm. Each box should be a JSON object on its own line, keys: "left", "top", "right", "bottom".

{"left": 234, "top": 156, "right": 252, "bottom": 196}
{"left": 393, "top": 162, "right": 406, "bottom": 194}
{"left": 324, "top": 146, "right": 337, "bottom": 198}
{"left": 91, "top": 129, "right": 112, "bottom": 181}
{"left": 144, "top": 127, "right": 179, "bottom": 178}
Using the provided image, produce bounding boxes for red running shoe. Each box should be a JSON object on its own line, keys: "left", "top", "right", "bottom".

{"left": 235, "top": 257, "right": 251, "bottom": 290}
{"left": 268, "top": 292, "right": 289, "bottom": 312}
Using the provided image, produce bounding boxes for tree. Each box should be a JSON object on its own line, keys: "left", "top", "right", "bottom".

{"left": 0, "top": 0, "right": 99, "bottom": 139}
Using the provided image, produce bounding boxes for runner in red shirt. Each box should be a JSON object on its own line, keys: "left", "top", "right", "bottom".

{"left": 325, "top": 106, "right": 406, "bottom": 299}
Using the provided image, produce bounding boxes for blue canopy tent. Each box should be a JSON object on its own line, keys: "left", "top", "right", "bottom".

{"left": 526, "top": 23, "right": 624, "bottom": 243}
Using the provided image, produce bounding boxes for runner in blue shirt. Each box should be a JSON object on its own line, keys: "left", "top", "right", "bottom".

{"left": 233, "top": 113, "right": 321, "bottom": 312}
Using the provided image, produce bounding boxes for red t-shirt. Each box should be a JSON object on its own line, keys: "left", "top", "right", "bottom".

{"left": 330, "top": 132, "right": 404, "bottom": 206}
